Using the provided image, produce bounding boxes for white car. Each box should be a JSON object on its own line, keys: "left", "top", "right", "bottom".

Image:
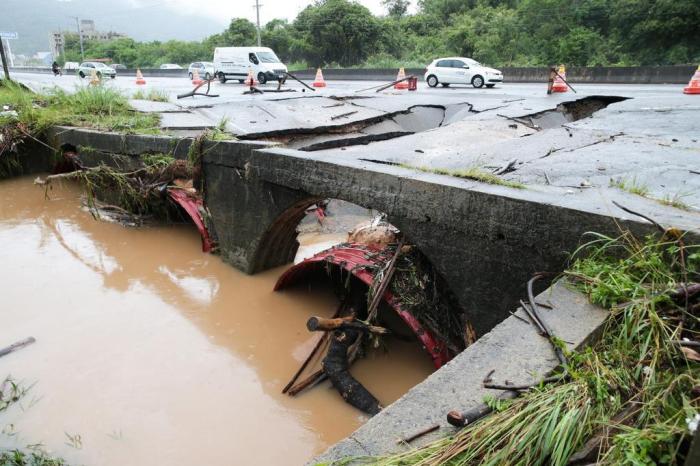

{"left": 77, "top": 62, "right": 116, "bottom": 79}
{"left": 188, "top": 62, "right": 215, "bottom": 80}
{"left": 63, "top": 61, "right": 79, "bottom": 70}
{"left": 159, "top": 64, "right": 183, "bottom": 70}
{"left": 424, "top": 57, "right": 503, "bottom": 88}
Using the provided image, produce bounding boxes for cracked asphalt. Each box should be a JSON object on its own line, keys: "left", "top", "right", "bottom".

{"left": 13, "top": 71, "right": 700, "bottom": 215}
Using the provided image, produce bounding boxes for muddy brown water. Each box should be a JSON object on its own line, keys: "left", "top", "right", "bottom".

{"left": 0, "top": 176, "right": 434, "bottom": 465}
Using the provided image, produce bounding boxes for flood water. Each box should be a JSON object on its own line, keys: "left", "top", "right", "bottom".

{"left": 0, "top": 176, "right": 434, "bottom": 465}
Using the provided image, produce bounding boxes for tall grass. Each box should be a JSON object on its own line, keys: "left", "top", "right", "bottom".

{"left": 0, "top": 80, "right": 160, "bottom": 133}
{"left": 366, "top": 231, "right": 699, "bottom": 466}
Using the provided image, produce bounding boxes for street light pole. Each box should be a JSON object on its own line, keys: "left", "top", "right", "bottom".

{"left": 0, "top": 38, "right": 10, "bottom": 81}
{"left": 70, "top": 16, "right": 85, "bottom": 61}
{"left": 254, "top": 0, "right": 262, "bottom": 46}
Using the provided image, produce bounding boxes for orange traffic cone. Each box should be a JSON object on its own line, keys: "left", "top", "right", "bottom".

{"left": 551, "top": 64, "right": 568, "bottom": 93}
{"left": 394, "top": 67, "right": 408, "bottom": 90}
{"left": 312, "top": 68, "right": 327, "bottom": 88}
{"left": 244, "top": 67, "right": 257, "bottom": 87}
{"left": 192, "top": 68, "right": 203, "bottom": 86}
{"left": 683, "top": 65, "right": 700, "bottom": 95}
{"left": 135, "top": 68, "right": 146, "bottom": 85}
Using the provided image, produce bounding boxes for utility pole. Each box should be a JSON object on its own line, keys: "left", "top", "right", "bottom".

{"left": 0, "top": 39, "right": 10, "bottom": 81}
{"left": 70, "top": 16, "right": 85, "bottom": 61}
{"left": 253, "top": 0, "right": 262, "bottom": 46}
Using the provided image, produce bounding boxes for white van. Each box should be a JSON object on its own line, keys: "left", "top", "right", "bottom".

{"left": 213, "top": 47, "right": 287, "bottom": 84}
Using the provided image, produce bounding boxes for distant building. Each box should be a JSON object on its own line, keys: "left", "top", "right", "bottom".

{"left": 49, "top": 31, "right": 64, "bottom": 59}
{"left": 49, "top": 19, "right": 128, "bottom": 58}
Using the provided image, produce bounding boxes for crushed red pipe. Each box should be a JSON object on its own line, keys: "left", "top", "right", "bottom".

{"left": 167, "top": 188, "right": 215, "bottom": 253}
{"left": 274, "top": 243, "right": 451, "bottom": 369}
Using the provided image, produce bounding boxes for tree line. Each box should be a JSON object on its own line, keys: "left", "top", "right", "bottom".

{"left": 60, "top": 0, "right": 700, "bottom": 69}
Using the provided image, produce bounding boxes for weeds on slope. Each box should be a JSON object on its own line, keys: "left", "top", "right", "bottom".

{"left": 364, "top": 230, "right": 699, "bottom": 466}
{"left": 0, "top": 80, "right": 160, "bottom": 134}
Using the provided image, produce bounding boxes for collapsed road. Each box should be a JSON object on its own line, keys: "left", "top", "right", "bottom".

{"left": 2, "top": 76, "right": 700, "bottom": 464}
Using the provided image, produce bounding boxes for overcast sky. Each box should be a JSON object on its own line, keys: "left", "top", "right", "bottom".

{"left": 117, "top": 0, "right": 416, "bottom": 26}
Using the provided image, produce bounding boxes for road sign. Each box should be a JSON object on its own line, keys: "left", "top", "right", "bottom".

{"left": 0, "top": 32, "right": 18, "bottom": 40}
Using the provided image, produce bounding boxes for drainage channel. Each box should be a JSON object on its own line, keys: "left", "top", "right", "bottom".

{"left": 0, "top": 176, "right": 434, "bottom": 465}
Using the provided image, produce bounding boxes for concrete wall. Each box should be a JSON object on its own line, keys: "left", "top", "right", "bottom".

{"left": 12, "top": 65, "right": 696, "bottom": 84}
{"left": 292, "top": 65, "right": 695, "bottom": 84}
{"left": 10, "top": 67, "right": 188, "bottom": 78}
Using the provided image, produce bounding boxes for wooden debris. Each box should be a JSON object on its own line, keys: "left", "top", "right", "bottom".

{"left": 0, "top": 337, "right": 36, "bottom": 359}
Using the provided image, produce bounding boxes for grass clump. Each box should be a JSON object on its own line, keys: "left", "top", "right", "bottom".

{"left": 1, "top": 378, "right": 67, "bottom": 465}
{"left": 659, "top": 193, "right": 692, "bottom": 211}
{"left": 610, "top": 176, "right": 694, "bottom": 211}
{"left": 131, "top": 88, "right": 170, "bottom": 102}
{"left": 368, "top": 231, "right": 699, "bottom": 466}
{"left": 610, "top": 176, "right": 650, "bottom": 197}
{"left": 0, "top": 80, "right": 160, "bottom": 134}
{"left": 0, "top": 449, "right": 66, "bottom": 466}
{"left": 401, "top": 163, "right": 525, "bottom": 189}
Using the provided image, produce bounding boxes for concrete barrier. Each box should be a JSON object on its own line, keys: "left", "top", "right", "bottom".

{"left": 9, "top": 67, "right": 189, "bottom": 78}
{"left": 11, "top": 65, "right": 695, "bottom": 84}
{"left": 291, "top": 65, "right": 696, "bottom": 84}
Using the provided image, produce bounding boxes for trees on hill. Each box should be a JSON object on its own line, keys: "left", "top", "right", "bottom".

{"left": 60, "top": 0, "right": 700, "bottom": 68}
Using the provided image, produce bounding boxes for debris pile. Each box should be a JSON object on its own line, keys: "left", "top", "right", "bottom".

{"left": 278, "top": 217, "right": 470, "bottom": 415}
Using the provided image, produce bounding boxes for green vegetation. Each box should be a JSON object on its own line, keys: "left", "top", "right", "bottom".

{"left": 659, "top": 193, "right": 692, "bottom": 211}
{"left": 0, "top": 80, "right": 160, "bottom": 134}
{"left": 131, "top": 88, "right": 170, "bottom": 103}
{"left": 610, "top": 176, "right": 694, "bottom": 211}
{"left": 369, "top": 231, "right": 699, "bottom": 465}
{"left": 401, "top": 163, "right": 525, "bottom": 189}
{"left": 610, "top": 176, "right": 650, "bottom": 197}
{"left": 59, "top": 0, "right": 699, "bottom": 69}
{"left": 0, "top": 449, "right": 66, "bottom": 466}
{"left": 1, "top": 378, "right": 67, "bottom": 465}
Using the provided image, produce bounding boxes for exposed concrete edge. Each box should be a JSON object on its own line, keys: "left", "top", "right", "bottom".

{"left": 45, "top": 126, "right": 195, "bottom": 159}
{"left": 245, "top": 146, "right": 700, "bottom": 233}
{"left": 311, "top": 280, "right": 608, "bottom": 464}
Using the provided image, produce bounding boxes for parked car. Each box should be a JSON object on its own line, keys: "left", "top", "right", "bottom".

{"left": 424, "top": 57, "right": 502, "bottom": 88}
{"left": 213, "top": 47, "right": 287, "bottom": 84}
{"left": 111, "top": 63, "right": 127, "bottom": 70}
{"left": 188, "top": 61, "right": 215, "bottom": 80}
{"left": 160, "top": 63, "right": 183, "bottom": 70}
{"left": 77, "top": 62, "right": 116, "bottom": 79}
{"left": 63, "top": 61, "right": 79, "bottom": 70}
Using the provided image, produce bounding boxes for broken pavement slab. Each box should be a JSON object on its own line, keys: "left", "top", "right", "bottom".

{"left": 311, "top": 281, "right": 609, "bottom": 464}
{"left": 128, "top": 99, "right": 184, "bottom": 113}
{"left": 158, "top": 111, "right": 216, "bottom": 130}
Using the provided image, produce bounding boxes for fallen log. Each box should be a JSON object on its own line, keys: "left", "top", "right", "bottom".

{"left": 0, "top": 337, "right": 36, "bottom": 359}
{"left": 323, "top": 327, "right": 382, "bottom": 415}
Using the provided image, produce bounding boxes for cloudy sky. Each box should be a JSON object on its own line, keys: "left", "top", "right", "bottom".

{"left": 113, "top": 0, "right": 414, "bottom": 26}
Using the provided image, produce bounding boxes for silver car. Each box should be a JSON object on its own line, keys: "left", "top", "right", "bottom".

{"left": 188, "top": 62, "right": 214, "bottom": 80}
{"left": 77, "top": 62, "right": 116, "bottom": 79}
